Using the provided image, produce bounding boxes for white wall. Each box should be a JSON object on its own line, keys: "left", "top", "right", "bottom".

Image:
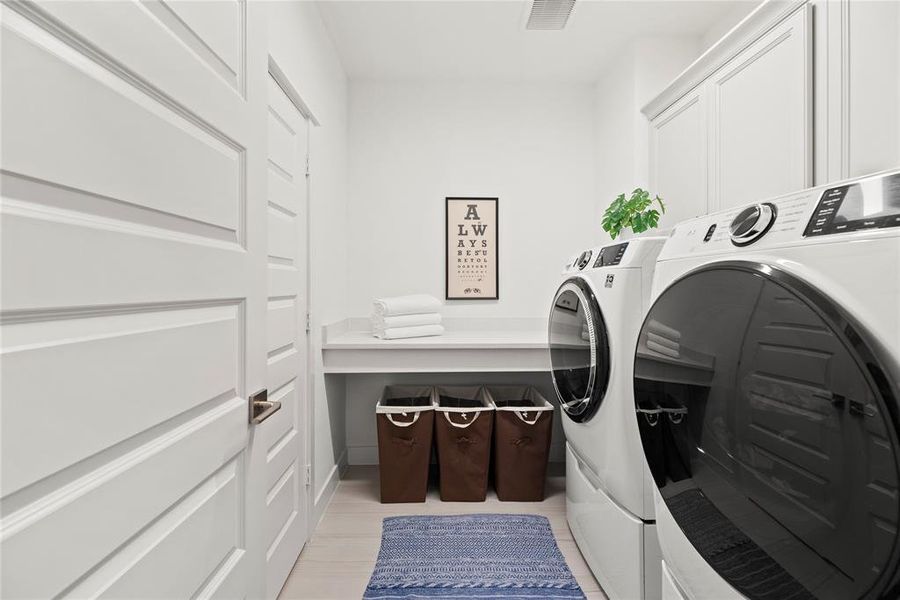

{"left": 594, "top": 37, "right": 701, "bottom": 240}
{"left": 267, "top": 1, "right": 349, "bottom": 525}
{"left": 346, "top": 81, "right": 597, "bottom": 319}
{"left": 700, "top": 1, "right": 760, "bottom": 53}
{"left": 594, "top": 52, "right": 638, "bottom": 236}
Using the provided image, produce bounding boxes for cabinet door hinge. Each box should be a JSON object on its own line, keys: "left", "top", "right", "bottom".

{"left": 304, "top": 465, "right": 311, "bottom": 486}
{"left": 305, "top": 312, "right": 311, "bottom": 334}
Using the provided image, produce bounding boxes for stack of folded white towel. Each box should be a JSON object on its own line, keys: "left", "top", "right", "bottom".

{"left": 646, "top": 319, "right": 681, "bottom": 358}
{"left": 372, "top": 294, "right": 444, "bottom": 340}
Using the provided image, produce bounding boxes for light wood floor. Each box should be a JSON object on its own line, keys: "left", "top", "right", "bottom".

{"left": 279, "top": 466, "right": 607, "bottom": 600}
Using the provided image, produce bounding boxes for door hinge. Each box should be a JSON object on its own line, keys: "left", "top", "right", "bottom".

{"left": 304, "top": 465, "right": 311, "bottom": 486}
{"left": 305, "top": 155, "right": 310, "bottom": 178}
{"left": 305, "top": 312, "right": 311, "bottom": 334}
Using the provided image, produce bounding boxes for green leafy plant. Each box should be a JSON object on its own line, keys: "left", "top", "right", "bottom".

{"left": 601, "top": 188, "right": 666, "bottom": 240}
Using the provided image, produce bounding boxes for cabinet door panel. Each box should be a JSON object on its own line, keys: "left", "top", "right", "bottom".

{"left": 650, "top": 90, "right": 708, "bottom": 229}
{"left": 711, "top": 6, "right": 811, "bottom": 210}
{"left": 848, "top": 0, "right": 900, "bottom": 177}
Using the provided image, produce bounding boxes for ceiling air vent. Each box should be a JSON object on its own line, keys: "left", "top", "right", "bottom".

{"left": 526, "top": 0, "right": 576, "bottom": 30}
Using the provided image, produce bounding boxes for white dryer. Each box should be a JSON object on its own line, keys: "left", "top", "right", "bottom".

{"left": 549, "top": 236, "right": 667, "bottom": 600}
{"left": 633, "top": 170, "right": 900, "bottom": 600}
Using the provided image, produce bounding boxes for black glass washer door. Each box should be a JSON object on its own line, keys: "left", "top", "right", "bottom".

{"left": 633, "top": 261, "right": 900, "bottom": 600}
{"left": 549, "top": 278, "right": 611, "bottom": 423}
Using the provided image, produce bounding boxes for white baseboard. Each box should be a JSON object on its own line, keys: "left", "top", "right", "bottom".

{"left": 311, "top": 449, "right": 348, "bottom": 531}
{"left": 347, "top": 444, "right": 565, "bottom": 466}
{"left": 347, "top": 445, "right": 379, "bottom": 465}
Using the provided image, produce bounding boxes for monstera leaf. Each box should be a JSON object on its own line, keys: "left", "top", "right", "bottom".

{"left": 601, "top": 188, "right": 666, "bottom": 240}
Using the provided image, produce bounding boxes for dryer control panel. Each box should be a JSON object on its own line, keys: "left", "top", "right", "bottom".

{"left": 804, "top": 172, "right": 900, "bottom": 236}
{"left": 659, "top": 169, "right": 900, "bottom": 261}
{"left": 692, "top": 192, "right": 812, "bottom": 246}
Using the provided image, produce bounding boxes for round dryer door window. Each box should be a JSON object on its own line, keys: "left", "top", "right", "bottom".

{"left": 549, "top": 278, "right": 611, "bottom": 422}
{"left": 633, "top": 262, "right": 900, "bottom": 600}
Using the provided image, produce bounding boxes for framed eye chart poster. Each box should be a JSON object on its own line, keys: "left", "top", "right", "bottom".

{"left": 445, "top": 197, "right": 498, "bottom": 300}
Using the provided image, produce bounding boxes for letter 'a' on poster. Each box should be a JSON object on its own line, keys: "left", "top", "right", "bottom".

{"left": 445, "top": 197, "right": 498, "bottom": 300}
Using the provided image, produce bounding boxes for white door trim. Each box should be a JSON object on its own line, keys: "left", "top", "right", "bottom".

{"left": 268, "top": 55, "right": 319, "bottom": 126}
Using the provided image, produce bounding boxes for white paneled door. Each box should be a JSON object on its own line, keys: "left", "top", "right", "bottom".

{"left": 263, "top": 72, "right": 311, "bottom": 596}
{"left": 0, "top": 1, "right": 272, "bottom": 598}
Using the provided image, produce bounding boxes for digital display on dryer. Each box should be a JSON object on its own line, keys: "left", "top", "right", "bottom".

{"left": 805, "top": 172, "right": 900, "bottom": 236}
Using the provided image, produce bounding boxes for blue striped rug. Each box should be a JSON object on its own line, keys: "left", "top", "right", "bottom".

{"left": 363, "top": 514, "right": 586, "bottom": 599}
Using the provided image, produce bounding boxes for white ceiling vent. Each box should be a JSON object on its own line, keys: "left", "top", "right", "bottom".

{"left": 526, "top": 0, "right": 576, "bottom": 30}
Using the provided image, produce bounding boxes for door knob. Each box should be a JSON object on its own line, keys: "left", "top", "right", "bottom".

{"left": 249, "top": 389, "right": 281, "bottom": 424}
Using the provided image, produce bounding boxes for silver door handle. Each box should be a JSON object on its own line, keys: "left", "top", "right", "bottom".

{"left": 249, "top": 389, "right": 281, "bottom": 424}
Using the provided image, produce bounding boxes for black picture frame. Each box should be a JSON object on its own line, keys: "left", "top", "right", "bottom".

{"left": 445, "top": 197, "right": 499, "bottom": 300}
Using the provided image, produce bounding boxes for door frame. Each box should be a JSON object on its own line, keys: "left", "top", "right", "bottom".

{"left": 266, "top": 55, "right": 317, "bottom": 543}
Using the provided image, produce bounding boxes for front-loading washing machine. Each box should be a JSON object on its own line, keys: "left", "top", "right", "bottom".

{"left": 549, "top": 236, "right": 667, "bottom": 600}
{"left": 633, "top": 170, "right": 900, "bottom": 600}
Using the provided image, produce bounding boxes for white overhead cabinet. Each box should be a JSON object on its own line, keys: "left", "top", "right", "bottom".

{"left": 709, "top": 7, "right": 810, "bottom": 210}
{"left": 647, "top": 3, "right": 811, "bottom": 221}
{"left": 646, "top": 0, "right": 900, "bottom": 221}
{"left": 843, "top": 0, "right": 900, "bottom": 178}
{"left": 649, "top": 90, "right": 708, "bottom": 229}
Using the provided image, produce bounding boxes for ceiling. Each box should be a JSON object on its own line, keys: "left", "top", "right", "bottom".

{"left": 317, "top": 0, "right": 758, "bottom": 84}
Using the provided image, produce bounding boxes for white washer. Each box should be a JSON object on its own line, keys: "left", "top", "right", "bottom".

{"left": 549, "top": 236, "right": 667, "bottom": 600}
{"left": 634, "top": 170, "right": 900, "bottom": 600}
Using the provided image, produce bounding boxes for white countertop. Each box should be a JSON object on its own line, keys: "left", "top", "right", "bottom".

{"left": 322, "top": 317, "right": 550, "bottom": 373}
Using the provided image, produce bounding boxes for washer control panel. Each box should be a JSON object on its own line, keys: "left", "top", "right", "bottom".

{"left": 592, "top": 242, "right": 629, "bottom": 268}
{"left": 804, "top": 172, "right": 900, "bottom": 236}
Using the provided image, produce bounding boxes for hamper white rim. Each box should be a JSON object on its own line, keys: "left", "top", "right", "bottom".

{"left": 375, "top": 401, "right": 436, "bottom": 414}
{"left": 484, "top": 386, "right": 554, "bottom": 412}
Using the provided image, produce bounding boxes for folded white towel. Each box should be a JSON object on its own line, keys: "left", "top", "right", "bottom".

{"left": 374, "top": 324, "right": 445, "bottom": 340}
{"left": 372, "top": 313, "right": 442, "bottom": 329}
{"left": 647, "top": 331, "right": 679, "bottom": 352}
{"left": 647, "top": 319, "right": 681, "bottom": 342}
{"left": 647, "top": 339, "right": 680, "bottom": 359}
{"left": 373, "top": 294, "right": 442, "bottom": 317}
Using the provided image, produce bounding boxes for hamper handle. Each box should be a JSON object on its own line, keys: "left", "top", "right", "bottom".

{"left": 443, "top": 411, "right": 479, "bottom": 428}
{"left": 514, "top": 411, "right": 541, "bottom": 425}
{"left": 386, "top": 412, "right": 420, "bottom": 427}
{"left": 636, "top": 407, "right": 661, "bottom": 427}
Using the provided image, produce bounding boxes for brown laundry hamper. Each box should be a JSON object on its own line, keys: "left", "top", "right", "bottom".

{"left": 485, "top": 385, "right": 554, "bottom": 501}
{"left": 376, "top": 386, "right": 437, "bottom": 503}
{"left": 434, "top": 385, "right": 494, "bottom": 502}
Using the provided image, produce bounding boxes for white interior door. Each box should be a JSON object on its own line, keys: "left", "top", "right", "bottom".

{"left": 0, "top": 1, "right": 269, "bottom": 598}
{"left": 262, "top": 71, "right": 311, "bottom": 597}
